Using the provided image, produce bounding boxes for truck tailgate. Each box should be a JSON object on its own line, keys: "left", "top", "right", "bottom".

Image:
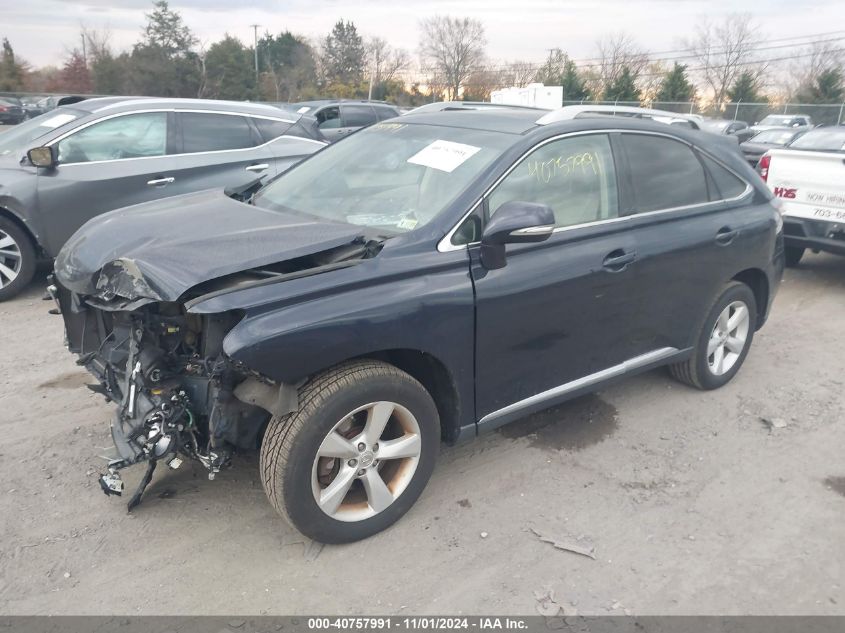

{"left": 766, "top": 148, "right": 845, "bottom": 223}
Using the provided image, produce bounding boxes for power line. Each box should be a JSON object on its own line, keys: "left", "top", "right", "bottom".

{"left": 417, "top": 34, "right": 845, "bottom": 76}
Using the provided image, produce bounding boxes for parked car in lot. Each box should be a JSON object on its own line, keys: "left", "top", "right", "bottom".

{"left": 52, "top": 109, "right": 784, "bottom": 543}
{"left": 749, "top": 114, "right": 813, "bottom": 136}
{"left": 277, "top": 99, "right": 401, "bottom": 142}
{"left": 758, "top": 126, "right": 845, "bottom": 266}
{"left": 21, "top": 96, "right": 49, "bottom": 119}
{"left": 740, "top": 128, "right": 807, "bottom": 166}
{"left": 0, "top": 97, "right": 26, "bottom": 124}
{"left": 0, "top": 97, "right": 326, "bottom": 300}
{"left": 700, "top": 118, "right": 755, "bottom": 143}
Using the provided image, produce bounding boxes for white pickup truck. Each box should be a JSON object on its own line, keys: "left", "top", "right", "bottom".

{"left": 758, "top": 127, "right": 845, "bottom": 266}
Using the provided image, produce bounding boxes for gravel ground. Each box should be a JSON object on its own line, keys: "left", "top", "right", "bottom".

{"left": 1, "top": 254, "right": 843, "bottom": 616}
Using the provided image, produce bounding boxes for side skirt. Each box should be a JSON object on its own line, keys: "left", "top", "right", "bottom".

{"left": 475, "top": 347, "right": 692, "bottom": 435}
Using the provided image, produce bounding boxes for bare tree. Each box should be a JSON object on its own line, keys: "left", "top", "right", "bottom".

{"left": 419, "top": 15, "right": 486, "bottom": 100}
{"left": 367, "top": 37, "right": 410, "bottom": 85}
{"left": 595, "top": 32, "right": 648, "bottom": 96}
{"left": 683, "top": 13, "right": 762, "bottom": 109}
{"left": 787, "top": 40, "right": 845, "bottom": 97}
{"left": 504, "top": 60, "right": 537, "bottom": 88}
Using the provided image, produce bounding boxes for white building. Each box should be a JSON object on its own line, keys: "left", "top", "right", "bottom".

{"left": 490, "top": 83, "right": 564, "bottom": 109}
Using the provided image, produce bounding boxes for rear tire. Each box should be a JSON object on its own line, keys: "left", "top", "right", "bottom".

{"left": 0, "top": 217, "right": 36, "bottom": 302}
{"left": 260, "top": 360, "right": 440, "bottom": 543}
{"left": 784, "top": 246, "right": 804, "bottom": 268}
{"left": 670, "top": 281, "right": 757, "bottom": 390}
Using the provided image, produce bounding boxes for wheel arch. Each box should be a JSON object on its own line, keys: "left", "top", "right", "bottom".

{"left": 731, "top": 268, "right": 768, "bottom": 329}
{"left": 349, "top": 349, "right": 462, "bottom": 445}
{"left": 0, "top": 205, "right": 42, "bottom": 257}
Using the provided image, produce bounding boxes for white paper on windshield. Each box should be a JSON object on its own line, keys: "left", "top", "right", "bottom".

{"left": 297, "top": 106, "right": 311, "bottom": 114}
{"left": 40, "top": 113, "right": 77, "bottom": 129}
{"left": 407, "top": 140, "right": 481, "bottom": 173}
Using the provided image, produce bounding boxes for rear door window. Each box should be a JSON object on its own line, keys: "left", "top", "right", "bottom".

{"left": 620, "top": 134, "right": 709, "bottom": 213}
{"left": 374, "top": 106, "right": 399, "bottom": 121}
{"left": 56, "top": 112, "right": 167, "bottom": 164}
{"left": 179, "top": 112, "right": 258, "bottom": 153}
{"left": 342, "top": 105, "right": 377, "bottom": 127}
{"left": 253, "top": 117, "right": 293, "bottom": 143}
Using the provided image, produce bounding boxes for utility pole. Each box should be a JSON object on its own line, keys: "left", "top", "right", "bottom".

{"left": 250, "top": 24, "right": 260, "bottom": 78}
{"left": 81, "top": 32, "right": 87, "bottom": 68}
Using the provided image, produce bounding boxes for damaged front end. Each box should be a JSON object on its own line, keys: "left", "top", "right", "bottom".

{"left": 54, "top": 287, "right": 285, "bottom": 510}
{"left": 51, "top": 231, "right": 382, "bottom": 510}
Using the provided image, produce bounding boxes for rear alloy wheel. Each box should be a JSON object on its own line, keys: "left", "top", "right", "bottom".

{"left": 0, "top": 217, "right": 36, "bottom": 302}
{"left": 670, "top": 281, "right": 757, "bottom": 390}
{"left": 260, "top": 360, "right": 439, "bottom": 543}
{"left": 784, "top": 246, "right": 804, "bottom": 268}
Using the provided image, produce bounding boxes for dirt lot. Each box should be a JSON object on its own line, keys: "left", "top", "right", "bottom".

{"left": 1, "top": 256, "right": 843, "bottom": 616}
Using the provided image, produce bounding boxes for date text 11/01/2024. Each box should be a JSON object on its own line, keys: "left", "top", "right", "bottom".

{"left": 307, "top": 617, "right": 530, "bottom": 630}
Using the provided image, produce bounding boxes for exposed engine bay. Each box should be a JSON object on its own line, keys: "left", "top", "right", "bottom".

{"left": 51, "top": 234, "right": 384, "bottom": 509}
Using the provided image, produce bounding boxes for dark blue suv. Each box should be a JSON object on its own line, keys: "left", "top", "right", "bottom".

{"left": 53, "top": 108, "right": 784, "bottom": 543}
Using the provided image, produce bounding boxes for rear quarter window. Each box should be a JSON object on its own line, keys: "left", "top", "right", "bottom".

{"left": 700, "top": 154, "right": 748, "bottom": 200}
{"left": 253, "top": 118, "right": 293, "bottom": 143}
{"left": 621, "top": 134, "right": 709, "bottom": 213}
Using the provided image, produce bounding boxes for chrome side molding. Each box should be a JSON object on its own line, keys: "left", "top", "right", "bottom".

{"left": 479, "top": 347, "right": 680, "bottom": 425}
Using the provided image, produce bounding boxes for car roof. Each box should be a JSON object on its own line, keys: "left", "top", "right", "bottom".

{"left": 399, "top": 108, "right": 545, "bottom": 134}
{"left": 72, "top": 97, "right": 298, "bottom": 118}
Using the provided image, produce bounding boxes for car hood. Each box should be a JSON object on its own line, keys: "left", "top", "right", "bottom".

{"left": 55, "top": 188, "right": 369, "bottom": 303}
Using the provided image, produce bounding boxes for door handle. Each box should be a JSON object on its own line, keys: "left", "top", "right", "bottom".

{"left": 602, "top": 249, "right": 637, "bottom": 272}
{"left": 147, "top": 177, "right": 174, "bottom": 187}
{"left": 715, "top": 227, "right": 739, "bottom": 245}
{"left": 245, "top": 163, "right": 269, "bottom": 172}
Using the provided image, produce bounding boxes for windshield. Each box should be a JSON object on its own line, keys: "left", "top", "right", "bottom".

{"left": 0, "top": 108, "right": 85, "bottom": 157}
{"left": 253, "top": 122, "right": 515, "bottom": 233}
{"left": 758, "top": 115, "right": 795, "bottom": 126}
{"left": 788, "top": 128, "right": 845, "bottom": 152}
{"left": 750, "top": 129, "right": 797, "bottom": 145}
{"left": 702, "top": 120, "right": 730, "bottom": 132}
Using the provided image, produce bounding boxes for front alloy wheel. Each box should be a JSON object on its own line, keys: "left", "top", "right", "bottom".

{"left": 312, "top": 401, "right": 422, "bottom": 522}
{"left": 0, "top": 218, "right": 36, "bottom": 302}
{"left": 261, "top": 360, "right": 439, "bottom": 543}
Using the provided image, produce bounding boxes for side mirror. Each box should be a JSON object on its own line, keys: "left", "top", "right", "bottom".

{"left": 27, "top": 146, "right": 57, "bottom": 169}
{"left": 480, "top": 201, "right": 555, "bottom": 270}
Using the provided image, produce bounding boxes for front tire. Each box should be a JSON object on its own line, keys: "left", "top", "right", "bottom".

{"left": 670, "top": 281, "right": 757, "bottom": 390}
{"left": 260, "top": 360, "right": 440, "bottom": 543}
{"left": 784, "top": 246, "right": 804, "bottom": 268}
{"left": 0, "top": 217, "right": 36, "bottom": 302}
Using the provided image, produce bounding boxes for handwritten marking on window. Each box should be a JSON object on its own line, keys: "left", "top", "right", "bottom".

{"left": 527, "top": 152, "right": 599, "bottom": 184}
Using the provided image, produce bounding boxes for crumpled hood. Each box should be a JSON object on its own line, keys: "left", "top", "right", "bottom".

{"left": 55, "top": 188, "right": 365, "bottom": 302}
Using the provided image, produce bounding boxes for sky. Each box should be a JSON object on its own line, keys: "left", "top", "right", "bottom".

{"left": 3, "top": 0, "right": 845, "bottom": 73}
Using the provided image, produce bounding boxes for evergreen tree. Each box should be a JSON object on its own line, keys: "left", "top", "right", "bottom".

{"left": 257, "top": 31, "right": 317, "bottom": 101}
{"left": 795, "top": 67, "right": 844, "bottom": 104}
{"left": 656, "top": 63, "right": 695, "bottom": 102}
{"left": 204, "top": 35, "right": 256, "bottom": 100}
{"left": 727, "top": 71, "right": 766, "bottom": 103}
{"left": 321, "top": 20, "right": 366, "bottom": 86}
{"left": 560, "top": 58, "right": 590, "bottom": 101}
{"left": 0, "top": 38, "right": 25, "bottom": 91}
{"left": 603, "top": 65, "right": 640, "bottom": 102}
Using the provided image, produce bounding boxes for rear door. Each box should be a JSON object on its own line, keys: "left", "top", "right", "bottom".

{"left": 35, "top": 110, "right": 176, "bottom": 254}
{"left": 341, "top": 104, "right": 378, "bottom": 134}
{"left": 614, "top": 132, "right": 755, "bottom": 356}
{"left": 164, "top": 111, "right": 275, "bottom": 196}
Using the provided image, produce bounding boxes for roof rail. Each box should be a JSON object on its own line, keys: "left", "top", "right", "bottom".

{"left": 537, "top": 104, "right": 701, "bottom": 126}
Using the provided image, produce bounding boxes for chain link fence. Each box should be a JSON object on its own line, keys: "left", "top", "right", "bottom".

{"left": 562, "top": 100, "right": 845, "bottom": 126}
